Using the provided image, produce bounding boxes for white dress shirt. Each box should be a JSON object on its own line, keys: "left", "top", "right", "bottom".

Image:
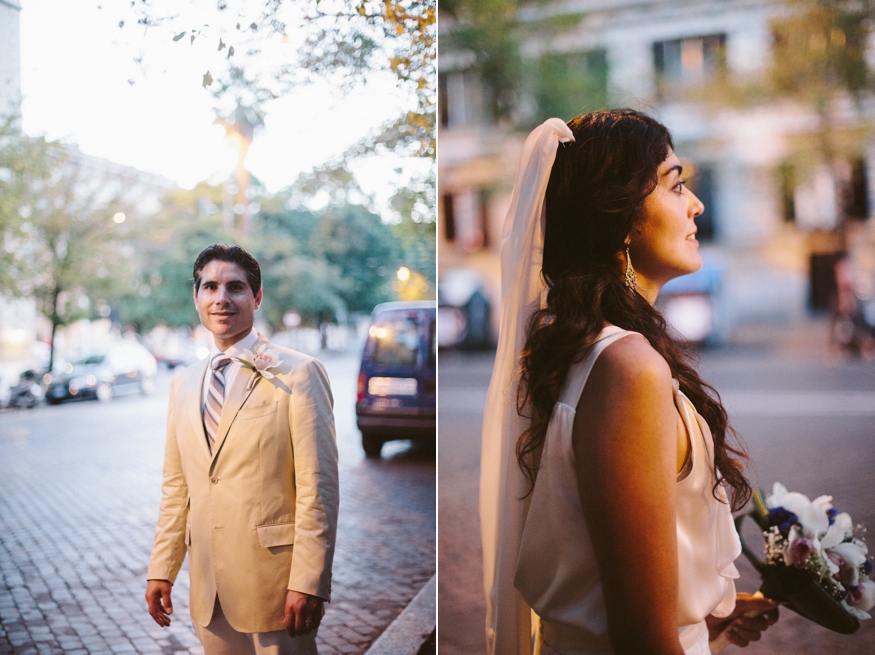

{"left": 201, "top": 328, "right": 260, "bottom": 416}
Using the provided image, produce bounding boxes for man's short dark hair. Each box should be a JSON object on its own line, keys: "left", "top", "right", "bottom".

{"left": 193, "top": 244, "right": 262, "bottom": 296}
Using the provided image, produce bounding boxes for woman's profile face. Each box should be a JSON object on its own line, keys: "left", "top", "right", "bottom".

{"left": 628, "top": 147, "right": 705, "bottom": 298}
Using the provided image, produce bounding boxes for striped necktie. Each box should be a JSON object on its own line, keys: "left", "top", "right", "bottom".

{"left": 204, "top": 354, "right": 232, "bottom": 454}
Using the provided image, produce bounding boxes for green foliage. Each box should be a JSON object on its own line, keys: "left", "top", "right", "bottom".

{"left": 113, "top": 2, "right": 436, "bottom": 301}
{"left": 115, "top": 181, "right": 236, "bottom": 331}
{"left": 115, "top": 180, "right": 406, "bottom": 330}
{"left": 770, "top": 0, "right": 875, "bottom": 106}
{"left": 533, "top": 49, "right": 608, "bottom": 122}
{"left": 440, "top": 0, "right": 587, "bottom": 124}
{"left": 116, "top": 254, "right": 199, "bottom": 330}
{"left": 440, "top": 0, "right": 523, "bottom": 122}
{"left": 688, "top": 0, "right": 875, "bottom": 229}
{"left": 308, "top": 204, "right": 401, "bottom": 312}
{"left": 255, "top": 248, "right": 345, "bottom": 328}
{"left": 693, "top": 0, "right": 875, "bottom": 118}
{"left": 0, "top": 116, "right": 48, "bottom": 295}
{"left": 390, "top": 170, "right": 436, "bottom": 291}
{"left": 0, "top": 120, "right": 137, "bottom": 370}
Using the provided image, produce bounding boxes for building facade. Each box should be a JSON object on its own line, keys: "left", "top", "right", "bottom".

{"left": 0, "top": 0, "right": 32, "bottom": 390}
{"left": 439, "top": 0, "right": 875, "bottom": 343}
{"left": 0, "top": 0, "right": 21, "bottom": 117}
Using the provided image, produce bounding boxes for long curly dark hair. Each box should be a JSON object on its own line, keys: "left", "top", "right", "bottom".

{"left": 516, "top": 109, "right": 751, "bottom": 511}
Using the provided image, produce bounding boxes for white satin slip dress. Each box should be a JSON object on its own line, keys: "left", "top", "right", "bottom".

{"left": 514, "top": 326, "right": 742, "bottom": 655}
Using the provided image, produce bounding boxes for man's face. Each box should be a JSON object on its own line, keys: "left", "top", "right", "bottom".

{"left": 193, "top": 260, "right": 263, "bottom": 348}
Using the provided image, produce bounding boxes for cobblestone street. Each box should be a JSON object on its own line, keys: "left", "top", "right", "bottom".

{"left": 0, "top": 351, "right": 435, "bottom": 655}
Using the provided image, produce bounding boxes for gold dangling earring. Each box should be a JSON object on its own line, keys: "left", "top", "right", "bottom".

{"left": 624, "top": 247, "right": 637, "bottom": 291}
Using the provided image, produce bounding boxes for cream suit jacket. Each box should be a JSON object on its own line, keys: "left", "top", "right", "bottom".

{"left": 147, "top": 335, "right": 339, "bottom": 633}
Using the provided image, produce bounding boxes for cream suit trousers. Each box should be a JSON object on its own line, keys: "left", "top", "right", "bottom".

{"left": 195, "top": 597, "right": 317, "bottom": 655}
{"left": 194, "top": 598, "right": 316, "bottom": 655}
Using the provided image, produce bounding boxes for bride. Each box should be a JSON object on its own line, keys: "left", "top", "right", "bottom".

{"left": 480, "top": 110, "right": 780, "bottom": 655}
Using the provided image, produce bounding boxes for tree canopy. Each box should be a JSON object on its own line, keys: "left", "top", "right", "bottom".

{"left": 439, "top": 0, "right": 589, "bottom": 125}
{"left": 112, "top": 179, "right": 421, "bottom": 333}
{"left": 687, "top": 0, "right": 875, "bottom": 231}
{"left": 0, "top": 120, "right": 138, "bottom": 370}
{"left": 112, "top": 0, "right": 436, "bottom": 289}
{"left": 114, "top": 0, "right": 435, "bottom": 159}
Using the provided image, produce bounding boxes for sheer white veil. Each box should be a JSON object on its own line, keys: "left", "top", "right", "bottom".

{"left": 480, "top": 118, "right": 574, "bottom": 655}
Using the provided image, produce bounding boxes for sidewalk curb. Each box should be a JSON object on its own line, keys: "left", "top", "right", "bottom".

{"left": 364, "top": 575, "right": 436, "bottom": 655}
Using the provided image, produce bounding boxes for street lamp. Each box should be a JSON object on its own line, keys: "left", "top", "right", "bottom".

{"left": 214, "top": 104, "right": 263, "bottom": 239}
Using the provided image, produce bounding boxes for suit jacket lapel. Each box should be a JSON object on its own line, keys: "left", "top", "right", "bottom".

{"left": 210, "top": 364, "right": 260, "bottom": 464}
{"left": 185, "top": 358, "right": 212, "bottom": 460}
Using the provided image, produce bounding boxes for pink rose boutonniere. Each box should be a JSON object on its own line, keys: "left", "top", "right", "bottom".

{"left": 234, "top": 344, "right": 281, "bottom": 390}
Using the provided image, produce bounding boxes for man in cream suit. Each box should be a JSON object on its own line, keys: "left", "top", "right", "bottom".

{"left": 145, "top": 244, "right": 339, "bottom": 655}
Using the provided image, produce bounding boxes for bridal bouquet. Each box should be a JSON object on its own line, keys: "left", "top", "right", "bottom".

{"left": 738, "top": 483, "right": 874, "bottom": 634}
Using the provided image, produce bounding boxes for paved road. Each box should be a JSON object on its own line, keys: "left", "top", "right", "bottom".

{"left": 439, "top": 334, "right": 875, "bottom": 655}
{"left": 0, "top": 351, "right": 435, "bottom": 655}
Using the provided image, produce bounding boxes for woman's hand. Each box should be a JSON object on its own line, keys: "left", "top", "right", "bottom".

{"left": 707, "top": 591, "right": 779, "bottom": 651}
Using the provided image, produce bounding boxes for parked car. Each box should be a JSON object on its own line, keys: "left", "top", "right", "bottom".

{"left": 355, "top": 301, "right": 436, "bottom": 456}
{"left": 45, "top": 341, "right": 158, "bottom": 404}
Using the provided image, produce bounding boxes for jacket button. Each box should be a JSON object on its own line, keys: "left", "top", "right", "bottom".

{"left": 210, "top": 477, "right": 219, "bottom": 485}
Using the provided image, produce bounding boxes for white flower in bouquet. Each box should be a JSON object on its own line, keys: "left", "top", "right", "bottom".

{"left": 763, "top": 482, "right": 875, "bottom": 620}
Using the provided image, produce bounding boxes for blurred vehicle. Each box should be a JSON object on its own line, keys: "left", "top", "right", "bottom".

{"left": 657, "top": 258, "right": 725, "bottom": 346}
{"left": 2, "top": 369, "right": 45, "bottom": 409}
{"left": 437, "top": 269, "right": 492, "bottom": 349}
{"left": 45, "top": 341, "right": 158, "bottom": 405}
{"left": 153, "top": 353, "right": 191, "bottom": 370}
{"left": 356, "top": 301, "right": 436, "bottom": 457}
{"left": 830, "top": 253, "right": 875, "bottom": 356}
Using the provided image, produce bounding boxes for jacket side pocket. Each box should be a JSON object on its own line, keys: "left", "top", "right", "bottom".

{"left": 256, "top": 522, "right": 295, "bottom": 547}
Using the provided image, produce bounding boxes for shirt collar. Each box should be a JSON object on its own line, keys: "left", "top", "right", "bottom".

{"left": 210, "top": 329, "right": 259, "bottom": 360}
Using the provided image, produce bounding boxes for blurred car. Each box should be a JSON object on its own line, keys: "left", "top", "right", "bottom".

{"left": 45, "top": 341, "right": 158, "bottom": 405}
{"left": 355, "top": 301, "right": 436, "bottom": 457}
{"left": 153, "top": 353, "right": 193, "bottom": 370}
{"left": 657, "top": 257, "right": 725, "bottom": 346}
{"left": 437, "top": 269, "right": 492, "bottom": 349}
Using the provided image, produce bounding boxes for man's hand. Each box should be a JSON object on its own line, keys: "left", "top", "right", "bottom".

{"left": 283, "top": 590, "right": 324, "bottom": 637}
{"left": 145, "top": 580, "right": 174, "bottom": 627}
{"left": 707, "top": 591, "right": 779, "bottom": 651}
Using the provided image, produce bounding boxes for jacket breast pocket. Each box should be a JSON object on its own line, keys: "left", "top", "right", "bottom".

{"left": 238, "top": 401, "right": 278, "bottom": 421}
{"left": 256, "top": 522, "right": 295, "bottom": 548}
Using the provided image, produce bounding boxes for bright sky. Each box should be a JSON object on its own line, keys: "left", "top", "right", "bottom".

{"left": 18, "top": 0, "right": 420, "bottom": 199}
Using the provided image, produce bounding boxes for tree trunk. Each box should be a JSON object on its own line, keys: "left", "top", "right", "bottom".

{"left": 47, "top": 286, "right": 60, "bottom": 373}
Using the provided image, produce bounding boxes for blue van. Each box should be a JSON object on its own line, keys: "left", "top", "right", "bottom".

{"left": 356, "top": 301, "right": 436, "bottom": 456}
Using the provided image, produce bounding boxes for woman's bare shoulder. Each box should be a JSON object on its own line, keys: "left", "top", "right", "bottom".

{"left": 591, "top": 332, "right": 672, "bottom": 391}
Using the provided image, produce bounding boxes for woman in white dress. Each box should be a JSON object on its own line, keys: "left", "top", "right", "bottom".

{"left": 480, "top": 111, "right": 780, "bottom": 655}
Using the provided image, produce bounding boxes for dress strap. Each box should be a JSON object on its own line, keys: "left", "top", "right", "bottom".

{"left": 558, "top": 326, "right": 639, "bottom": 408}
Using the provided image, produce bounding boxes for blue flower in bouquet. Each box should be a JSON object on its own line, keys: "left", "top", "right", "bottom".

{"left": 768, "top": 507, "right": 800, "bottom": 536}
